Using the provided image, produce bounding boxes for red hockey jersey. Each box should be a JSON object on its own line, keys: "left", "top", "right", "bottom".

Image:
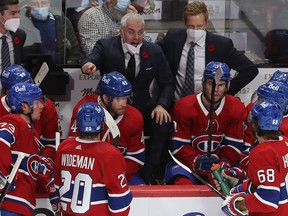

{"left": 245, "top": 136, "right": 288, "bottom": 215}
{"left": 54, "top": 137, "right": 133, "bottom": 215}
{"left": 0, "top": 95, "right": 60, "bottom": 160}
{"left": 0, "top": 115, "right": 42, "bottom": 215}
{"left": 170, "top": 93, "right": 247, "bottom": 167}
{"left": 68, "top": 94, "right": 145, "bottom": 181}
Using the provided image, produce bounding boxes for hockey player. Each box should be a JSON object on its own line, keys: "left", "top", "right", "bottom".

{"left": 221, "top": 100, "right": 288, "bottom": 216}
{"left": 0, "top": 83, "right": 53, "bottom": 215}
{"left": 268, "top": 70, "right": 288, "bottom": 136}
{"left": 69, "top": 71, "right": 146, "bottom": 184}
{"left": 0, "top": 64, "right": 61, "bottom": 160}
{"left": 166, "top": 61, "right": 247, "bottom": 185}
{"left": 54, "top": 102, "right": 133, "bottom": 215}
{"left": 244, "top": 80, "right": 288, "bottom": 147}
{"left": 219, "top": 79, "right": 288, "bottom": 190}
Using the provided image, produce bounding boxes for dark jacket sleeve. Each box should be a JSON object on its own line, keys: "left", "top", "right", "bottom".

{"left": 206, "top": 33, "right": 259, "bottom": 95}
{"left": 153, "top": 44, "right": 174, "bottom": 109}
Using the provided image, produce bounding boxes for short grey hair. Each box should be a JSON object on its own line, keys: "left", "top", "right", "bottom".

{"left": 120, "top": 13, "right": 145, "bottom": 29}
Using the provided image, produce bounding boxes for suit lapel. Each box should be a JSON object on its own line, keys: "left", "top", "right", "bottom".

{"left": 112, "top": 36, "right": 126, "bottom": 72}
{"left": 174, "top": 30, "right": 187, "bottom": 72}
{"left": 205, "top": 31, "right": 215, "bottom": 65}
{"left": 10, "top": 31, "right": 18, "bottom": 64}
{"left": 137, "top": 42, "right": 150, "bottom": 80}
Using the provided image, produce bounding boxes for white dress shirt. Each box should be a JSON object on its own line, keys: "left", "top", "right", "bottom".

{"left": 174, "top": 31, "right": 206, "bottom": 102}
{"left": 121, "top": 39, "right": 141, "bottom": 77}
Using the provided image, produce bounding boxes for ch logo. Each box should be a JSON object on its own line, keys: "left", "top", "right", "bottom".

{"left": 27, "top": 154, "right": 40, "bottom": 180}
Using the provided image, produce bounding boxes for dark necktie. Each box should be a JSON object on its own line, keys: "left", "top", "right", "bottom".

{"left": 182, "top": 42, "right": 196, "bottom": 97}
{"left": 126, "top": 52, "right": 135, "bottom": 85}
{"left": 1, "top": 35, "right": 11, "bottom": 71}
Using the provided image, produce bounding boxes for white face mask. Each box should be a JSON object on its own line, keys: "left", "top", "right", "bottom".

{"left": 2, "top": 17, "right": 20, "bottom": 33}
{"left": 124, "top": 43, "right": 142, "bottom": 55}
{"left": 186, "top": 29, "right": 205, "bottom": 43}
{"left": 122, "top": 33, "right": 142, "bottom": 54}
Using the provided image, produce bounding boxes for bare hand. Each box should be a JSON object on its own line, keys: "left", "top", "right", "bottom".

{"left": 151, "top": 105, "right": 171, "bottom": 125}
{"left": 82, "top": 62, "right": 97, "bottom": 74}
{"left": 82, "top": 1, "right": 99, "bottom": 13}
{"left": 128, "top": 5, "right": 138, "bottom": 13}
{"left": 115, "top": 29, "right": 121, "bottom": 36}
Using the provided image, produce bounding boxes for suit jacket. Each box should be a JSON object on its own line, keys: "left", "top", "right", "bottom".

{"left": 158, "top": 28, "right": 259, "bottom": 95}
{"left": 84, "top": 36, "right": 174, "bottom": 114}
{"left": 10, "top": 29, "right": 26, "bottom": 65}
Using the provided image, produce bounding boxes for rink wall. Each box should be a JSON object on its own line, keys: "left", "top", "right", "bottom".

{"left": 35, "top": 185, "right": 225, "bottom": 216}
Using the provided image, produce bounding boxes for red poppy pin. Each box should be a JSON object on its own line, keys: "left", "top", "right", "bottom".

{"left": 208, "top": 44, "right": 215, "bottom": 52}
{"left": 13, "top": 37, "right": 20, "bottom": 45}
{"left": 141, "top": 51, "right": 148, "bottom": 59}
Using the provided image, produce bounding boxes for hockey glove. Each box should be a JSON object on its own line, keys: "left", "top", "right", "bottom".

{"left": 222, "top": 167, "right": 248, "bottom": 187}
{"left": 46, "top": 172, "right": 60, "bottom": 213}
{"left": 191, "top": 154, "right": 219, "bottom": 176}
{"left": 221, "top": 193, "right": 248, "bottom": 216}
{"left": 230, "top": 179, "right": 254, "bottom": 195}
{"left": 38, "top": 154, "right": 54, "bottom": 176}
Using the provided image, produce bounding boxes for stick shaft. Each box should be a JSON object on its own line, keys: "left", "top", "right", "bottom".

{"left": 207, "top": 79, "right": 216, "bottom": 157}
{"left": 0, "top": 152, "right": 25, "bottom": 206}
{"left": 168, "top": 150, "right": 225, "bottom": 200}
{"left": 55, "top": 132, "right": 61, "bottom": 151}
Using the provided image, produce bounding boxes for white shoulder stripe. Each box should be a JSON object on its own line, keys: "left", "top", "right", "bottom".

{"left": 254, "top": 192, "right": 278, "bottom": 209}
{"left": 108, "top": 189, "right": 131, "bottom": 197}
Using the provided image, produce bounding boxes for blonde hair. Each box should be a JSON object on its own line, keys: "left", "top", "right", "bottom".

{"left": 184, "top": 1, "right": 208, "bottom": 23}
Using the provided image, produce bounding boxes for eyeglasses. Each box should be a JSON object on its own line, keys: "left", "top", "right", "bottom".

{"left": 126, "top": 29, "right": 144, "bottom": 37}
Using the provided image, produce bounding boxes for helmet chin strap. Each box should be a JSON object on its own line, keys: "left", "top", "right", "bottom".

{"left": 100, "top": 95, "right": 113, "bottom": 113}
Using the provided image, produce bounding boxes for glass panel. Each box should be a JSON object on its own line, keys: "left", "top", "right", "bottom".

{"left": 19, "top": 0, "right": 288, "bottom": 67}
{"left": 19, "top": 0, "right": 82, "bottom": 65}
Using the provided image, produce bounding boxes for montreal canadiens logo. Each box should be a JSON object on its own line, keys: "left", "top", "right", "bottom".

{"left": 27, "top": 154, "right": 39, "bottom": 180}
{"left": 192, "top": 134, "right": 223, "bottom": 153}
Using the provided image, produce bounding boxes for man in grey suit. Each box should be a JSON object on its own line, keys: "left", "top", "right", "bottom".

{"left": 158, "top": 1, "right": 259, "bottom": 102}
{"left": 82, "top": 12, "right": 174, "bottom": 184}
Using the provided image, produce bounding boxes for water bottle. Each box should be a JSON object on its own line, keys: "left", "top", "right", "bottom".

{"left": 211, "top": 163, "right": 231, "bottom": 195}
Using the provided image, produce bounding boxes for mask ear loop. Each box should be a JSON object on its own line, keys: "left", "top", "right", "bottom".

{"left": 121, "top": 29, "right": 127, "bottom": 44}
{"left": 0, "top": 14, "right": 6, "bottom": 25}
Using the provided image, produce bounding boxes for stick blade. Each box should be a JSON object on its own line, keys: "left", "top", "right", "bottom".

{"left": 34, "top": 62, "right": 49, "bottom": 86}
{"left": 214, "top": 66, "right": 224, "bottom": 84}
{"left": 103, "top": 108, "right": 120, "bottom": 145}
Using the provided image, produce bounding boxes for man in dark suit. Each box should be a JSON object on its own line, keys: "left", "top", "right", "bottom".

{"left": 82, "top": 12, "right": 174, "bottom": 184}
{"left": 158, "top": 1, "right": 259, "bottom": 102}
{"left": 0, "top": 0, "right": 26, "bottom": 73}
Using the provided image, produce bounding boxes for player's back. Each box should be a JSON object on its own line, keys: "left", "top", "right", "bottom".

{"left": 247, "top": 135, "right": 288, "bottom": 215}
{"left": 54, "top": 137, "right": 132, "bottom": 216}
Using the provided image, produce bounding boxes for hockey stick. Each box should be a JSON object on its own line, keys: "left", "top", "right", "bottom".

{"left": 34, "top": 62, "right": 49, "bottom": 86}
{"left": 168, "top": 150, "right": 225, "bottom": 200}
{"left": 207, "top": 67, "right": 223, "bottom": 157}
{"left": 103, "top": 108, "right": 120, "bottom": 147}
{"left": 0, "top": 152, "right": 25, "bottom": 206}
{"left": 55, "top": 132, "right": 61, "bottom": 151}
